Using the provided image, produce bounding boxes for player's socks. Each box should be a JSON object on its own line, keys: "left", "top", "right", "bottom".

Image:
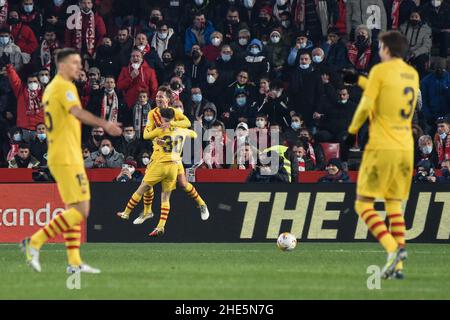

{"left": 143, "top": 189, "right": 154, "bottom": 215}
{"left": 124, "top": 192, "right": 143, "bottom": 215}
{"left": 30, "top": 207, "right": 84, "bottom": 250}
{"left": 184, "top": 183, "right": 205, "bottom": 206}
{"left": 63, "top": 224, "right": 82, "bottom": 266}
{"left": 386, "top": 200, "right": 406, "bottom": 271}
{"left": 156, "top": 201, "right": 170, "bottom": 229}
{"left": 355, "top": 200, "right": 398, "bottom": 253}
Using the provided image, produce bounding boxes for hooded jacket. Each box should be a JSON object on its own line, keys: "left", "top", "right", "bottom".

{"left": 346, "top": 0, "right": 387, "bottom": 34}
{"left": 243, "top": 39, "right": 270, "bottom": 81}
{"left": 400, "top": 21, "right": 432, "bottom": 58}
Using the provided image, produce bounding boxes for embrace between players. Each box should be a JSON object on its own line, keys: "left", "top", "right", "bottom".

{"left": 22, "top": 29, "right": 417, "bottom": 279}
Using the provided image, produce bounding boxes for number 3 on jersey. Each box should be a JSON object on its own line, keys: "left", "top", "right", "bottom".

{"left": 401, "top": 87, "right": 415, "bottom": 119}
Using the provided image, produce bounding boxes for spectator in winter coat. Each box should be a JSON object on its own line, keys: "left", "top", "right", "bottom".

{"left": 287, "top": 30, "right": 314, "bottom": 66}
{"left": 197, "top": 101, "right": 218, "bottom": 130}
{"left": 400, "top": 10, "right": 432, "bottom": 78}
{"left": 434, "top": 117, "right": 450, "bottom": 166}
{"left": 117, "top": 49, "right": 158, "bottom": 108}
{"left": 8, "top": 142, "right": 39, "bottom": 168}
{"left": 42, "top": 0, "right": 70, "bottom": 39}
{"left": 64, "top": 0, "right": 106, "bottom": 58}
{"left": 184, "top": 12, "right": 215, "bottom": 55}
{"left": 289, "top": 51, "right": 324, "bottom": 128}
{"left": 6, "top": 64, "right": 43, "bottom": 138}
{"left": 318, "top": 158, "right": 350, "bottom": 183}
{"left": 201, "top": 66, "right": 226, "bottom": 113}
{"left": 415, "top": 134, "right": 439, "bottom": 169}
{"left": 185, "top": 86, "right": 209, "bottom": 123}
{"left": 347, "top": 24, "right": 380, "bottom": 74}
{"left": 420, "top": 58, "right": 450, "bottom": 132}
{"left": 0, "top": 28, "right": 29, "bottom": 71}
{"left": 322, "top": 27, "right": 350, "bottom": 71}
{"left": 132, "top": 91, "right": 152, "bottom": 140}
{"left": 222, "top": 90, "right": 257, "bottom": 129}
{"left": 85, "top": 138, "right": 124, "bottom": 168}
{"left": 243, "top": 38, "right": 271, "bottom": 83}
{"left": 230, "top": 28, "right": 251, "bottom": 61}
{"left": 39, "top": 28, "right": 60, "bottom": 72}
{"left": 265, "top": 29, "right": 288, "bottom": 79}
{"left": 421, "top": 0, "right": 450, "bottom": 58}
{"left": 185, "top": 44, "right": 212, "bottom": 87}
{"left": 203, "top": 31, "right": 223, "bottom": 62}
{"left": 285, "top": 113, "right": 306, "bottom": 146}
{"left": 215, "top": 44, "right": 240, "bottom": 86}
{"left": 133, "top": 32, "right": 164, "bottom": 82}
{"left": 8, "top": 9, "right": 38, "bottom": 55}
{"left": 384, "top": 0, "right": 418, "bottom": 30}
{"left": 251, "top": 5, "right": 279, "bottom": 40}
{"left": 29, "top": 122, "right": 47, "bottom": 166}
{"left": 261, "top": 80, "right": 292, "bottom": 129}
{"left": 225, "top": 70, "right": 257, "bottom": 108}
{"left": 217, "top": 6, "right": 249, "bottom": 44}
{"left": 115, "top": 126, "right": 144, "bottom": 160}
{"left": 18, "top": 0, "right": 43, "bottom": 40}
{"left": 112, "top": 27, "right": 134, "bottom": 75}
{"left": 150, "top": 21, "right": 181, "bottom": 61}
{"left": 299, "top": 127, "right": 326, "bottom": 170}
{"left": 346, "top": 0, "right": 387, "bottom": 40}
{"left": 94, "top": 37, "right": 116, "bottom": 76}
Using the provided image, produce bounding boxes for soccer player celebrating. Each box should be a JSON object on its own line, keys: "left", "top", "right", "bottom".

{"left": 21, "top": 48, "right": 122, "bottom": 273}
{"left": 119, "top": 107, "right": 197, "bottom": 236}
{"left": 346, "top": 31, "right": 419, "bottom": 279}
{"left": 117, "top": 86, "right": 209, "bottom": 224}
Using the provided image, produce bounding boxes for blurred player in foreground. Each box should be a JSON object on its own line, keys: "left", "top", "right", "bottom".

{"left": 21, "top": 48, "right": 122, "bottom": 273}
{"left": 345, "top": 31, "right": 419, "bottom": 279}
{"left": 118, "top": 107, "right": 198, "bottom": 236}
{"left": 117, "top": 86, "right": 209, "bottom": 224}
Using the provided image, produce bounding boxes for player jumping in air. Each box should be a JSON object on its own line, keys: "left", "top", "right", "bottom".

{"left": 21, "top": 48, "right": 122, "bottom": 273}
{"left": 118, "top": 107, "right": 198, "bottom": 236}
{"left": 117, "top": 86, "right": 209, "bottom": 224}
{"left": 346, "top": 31, "right": 419, "bottom": 280}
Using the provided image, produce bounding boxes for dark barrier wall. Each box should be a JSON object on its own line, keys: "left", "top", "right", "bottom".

{"left": 88, "top": 183, "right": 450, "bottom": 243}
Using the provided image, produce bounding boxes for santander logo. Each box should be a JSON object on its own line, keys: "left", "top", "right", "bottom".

{"left": 0, "top": 203, "right": 65, "bottom": 227}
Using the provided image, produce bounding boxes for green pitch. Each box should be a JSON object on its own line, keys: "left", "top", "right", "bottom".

{"left": 1, "top": 243, "right": 449, "bottom": 300}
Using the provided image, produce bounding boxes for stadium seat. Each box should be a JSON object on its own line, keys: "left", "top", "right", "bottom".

{"left": 320, "top": 143, "right": 340, "bottom": 162}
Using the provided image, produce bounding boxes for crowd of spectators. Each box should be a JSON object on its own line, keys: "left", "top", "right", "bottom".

{"left": 0, "top": 0, "right": 449, "bottom": 183}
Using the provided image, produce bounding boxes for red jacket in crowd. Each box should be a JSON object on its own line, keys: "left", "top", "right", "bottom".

{"left": 6, "top": 64, "right": 44, "bottom": 131}
{"left": 10, "top": 23, "right": 38, "bottom": 55}
{"left": 117, "top": 61, "right": 158, "bottom": 108}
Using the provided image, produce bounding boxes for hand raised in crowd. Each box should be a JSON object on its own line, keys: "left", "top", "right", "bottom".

{"left": 94, "top": 155, "right": 106, "bottom": 166}
{"left": 130, "top": 68, "right": 140, "bottom": 79}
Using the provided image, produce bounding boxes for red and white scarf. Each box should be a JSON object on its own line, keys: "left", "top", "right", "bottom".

{"left": 391, "top": 0, "right": 401, "bottom": 29}
{"left": 100, "top": 91, "right": 119, "bottom": 123}
{"left": 74, "top": 9, "right": 96, "bottom": 56}
{"left": 7, "top": 143, "right": 18, "bottom": 162}
{"left": 0, "top": 1, "right": 8, "bottom": 27}
{"left": 347, "top": 43, "right": 372, "bottom": 71}
{"left": 128, "top": 63, "right": 145, "bottom": 82}
{"left": 306, "top": 142, "right": 316, "bottom": 166}
{"left": 138, "top": 43, "right": 151, "bottom": 56}
{"left": 435, "top": 134, "right": 450, "bottom": 164}
{"left": 20, "top": 10, "right": 37, "bottom": 24}
{"left": 26, "top": 88, "right": 43, "bottom": 115}
{"left": 294, "top": 0, "right": 318, "bottom": 28}
{"left": 298, "top": 157, "right": 306, "bottom": 172}
{"left": 40, "top": 40, "right": 59, "bottom": 70}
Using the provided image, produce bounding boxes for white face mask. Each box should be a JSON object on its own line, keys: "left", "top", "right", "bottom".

{"left": 271, "top": 36, "right": 280, "bottom": 44}
{"left": 440, "top": 132, "right": 448, "bottom": 140}
{"left": 195, "top": 0, "right": 204, "bottom": 5}
{"left": 39, "top": 76, "right": 50, "bottom": 84}
{"left": 207, "top": 75, "right": 216, "bottom": 84}
{"left": 13, "top": 133, "right": 22, "bottom": 142}
{"left": 142, "top": 157, "right": 150, "bottom": 165}
{"left": 299, "top": 64, "right": 310, "bottom": 70}
{"left": 101, "top": 146, "right": 111, "bottom": 156}
{"left": 340, "top": 99, "right": 348, "bottom": 104}
{"left": 312, "top": 55, "right": 323, "bottom": 63}
{"left": 250, "top": 47, "right": 260, "bottom": 55}
{"left": 28, "top": 82, "right": 39, "bottom": 91}
{"left": 239, "top": 38, "right": 248, "bottom": 46}
{"left": 131, "top": 62, "right": 141, "bottom": 69}
{"left": 137, "top": 45, "right": 146, "bottom": 51}
{"left": 432, "top": 0, "right": 442, "bottom": 7}
{"left": 277, "top": 0, "right": 287, "bottom": 6}
{"left": 211, "top": 37, "right": 221, "bottom": 47}
{"left": 0, "top": 0, "right": 6, "bottom": 7}
{"left": 158, "top": 32, "right": 168, "bottom": 40}
{"left": 204, "top": 115, "right": 214, "bottom": 121}
{"left": 128, "top": 166, "right": 136, "bottom": 174}
{"left": 256, "top": 120, "right": 266, "bottom": 128}
{"left": 421, "top": 146, "right": 432, "bottom": 154}
{"left": 300, "top": 42, "right": 307, "bottom": 49}
{"left": 243, "top": 0, "right": 255, "bottom": 9}
{"left": 105, "top": 88, "right": 115, "bottom": 94}
{"left": 124, "top": 133, "right": 135, "bottom": 141}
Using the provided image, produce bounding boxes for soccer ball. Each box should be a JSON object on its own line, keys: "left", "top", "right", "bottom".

{"left": 277, "top": 232, "right": 297, "bottom": 251}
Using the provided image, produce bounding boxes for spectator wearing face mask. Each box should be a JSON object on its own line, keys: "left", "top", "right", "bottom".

{"left": 94, "top": 37, "right": 115, "bottom": 76}
{"left": 222, "top": 91, "right": 257, "bottom": 129}
{"left": 266, "top": 29, "right": 288, "bottom": 80}
{"left": 318, "top": 158, "right": 349, "bottom": 183}
{"left": 64, "top": 0, "right": 106, "bottom": 58}
{"left": 251, "top": 6, "right": 278, "bottom": 41}
{"left": 249, "top": 113, "right": 271, "bottom": 150}
{"left": 232, "top": 141, "right": 258, "bottom": 170}
{"left": 279, "top": 11, "right": 297, "bottom": 46}
{"left": 225, "top": 70, "right": 257, "bottom": 106}
{"left": 421, "top": 0, "right": 450, "bottom": 58}
{"left": 287, "top": 31, "right": 313, "bottom": 66}
{"left": 0, "top": 28, "right": 30, "bottom": 71}
{"left": 42, "top": 0, "right": 69, "bottom": 39}
{"left": 400, "top": 10, "right": 432, "bottom": 78}
{"left": 132, "top": 91, "right": 153, "bottom": 139}
{"left": 260, "top": 80, "right": 292, "bottom": 129}
{"left": 169, "top": 75, "right": 190, "bottom": 107}
{"left": 8, "top": 9, "right": 38, "bottom": 55}
{"left": 231, "top": 28, "right": 251, "bottom": 61}
{"left": 184, "top": 12, "right": 215, "bottom": 55}
{"left": 85, "top": 126, "right": 104, "bottom": 152}
{"left": 432, "top": 159, "right": 450, "bottom": 183}
{"left": 85, "top": 138, "right": 124, "bottom": 168}
{"left": 115, "top": 158, "right": 143, "bottom": 183}
{"left": 216, "top": 44, "right": 239, "bottom": 86}
{"left": 138, "top": 150, "right": 152, "bottom": 168}
{"left": 415, "top": 134, "right": 439, "bottom": 169}
{"left": 186, "top": 45, "right": 212, "bottom": 87}
{"left": 322, "top": 27, "right": 350, "bottom": 72}
{"left": 5, "top": 64, "right": 43, "bottom": 141}
{"left": 243, "top": 39, "right": 271, "bottom": 82}
{"left": 29, "top": 122, "right": 47, "bottom": 166}
{"left": 202, "top": 120, "right": 231, "bottom": 168}
{"left": 6, "top": 127, "right": 23, "bottom": 163}
{"left": 139, "top": 7, "right": 164, "bottom": 41}
{"left": 218, "top": 6, "right": 249, "bottom": 44}
{"left": 347, "top": 24, "right": 380, "bottom": 73}
{"left": 151, "top": 20, "right": 180, "bottom": 61}
{"left": 273, "top": 0, "right": 292, "bottom": 22}
{"left": 37, "top": 68, "right": 50, "bottom": 89}
{"left": 290, "top": 51, "right": 324, "bottom": 129}
{"left": 434, "top": 117, "right": 450, "bottom": 166}
{"left": 186, "top": 86, "right": 209, "bottom": 123}
{"left": 201, "top": 66, "right": 225, "bottom": 112}
{"left": 18, "top": 0, "right": 44, "bottom": 40}
{"left": 285, "top": 113, "right": 305, "bottom": 145}
{"left": 133, "top": 32, "right": 164, "bottom": 80}
{"left": 420, "top": 58, "right": 450, "bottom": 133}
{"left": 255, "top": 77, "right": 271, "bottom": 106}
{"left": 203, "top": 31, "right": 224, "bottom": 62}
{"left": 8, "top": 142, "right": 39, "bottom": 168}
{"left": 117, "top": 49, "right": 158, "bottom": 108}
{"left": 115, "top": 125, "right": 144, "bottom": 160}
{"left": 384, "top": 0, "right": 417, "bottom": 30}
{"left": 233, "top": 121, "right": 250, "bottom": 152}
{"left": 299, "top": 127, "right": 326, "bottom": 170}
{"left": 112, "top": 27, "right": 134, "bottom": 71}
{"left": 241, "top": 0, "right": 259, "bottom": 25}
{"left": 197, "top": 102, "right": 218, "bottom": 130}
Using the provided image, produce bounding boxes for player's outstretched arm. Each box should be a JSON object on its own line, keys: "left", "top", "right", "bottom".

{"left": 348, "top": 96, "right": 374, "bottom": 134}
{"left": 143, "top": 126, "right": 162, "bottom": 141}
{"left": 70, "top": 106, "right": 123, "bottom": 136}
{"left": 172, "top": 110, "right": 191, "bottom": 129}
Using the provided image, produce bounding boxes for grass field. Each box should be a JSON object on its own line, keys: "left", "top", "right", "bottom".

{"left": 1, "top": 243, "right": 449, "bottom": 300}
